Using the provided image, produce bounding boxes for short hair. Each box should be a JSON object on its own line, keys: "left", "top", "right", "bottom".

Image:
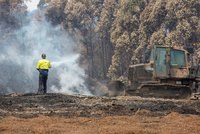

{"left": 41, "top": 53, "right": 46, "bottom": 59}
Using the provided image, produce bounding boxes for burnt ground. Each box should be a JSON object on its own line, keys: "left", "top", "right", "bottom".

{"left": 0, "top": 93, "right": 200, "bottom": 134}
{"left": 0, "top": 93, "right": 200, "bottom": 118}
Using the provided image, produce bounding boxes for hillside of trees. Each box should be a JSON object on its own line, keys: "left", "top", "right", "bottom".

{"left": 1, "top": 0, "right": 200, "bottom": 83}
{"left": 0, "top": 0, "right": 26, "bottom": 28}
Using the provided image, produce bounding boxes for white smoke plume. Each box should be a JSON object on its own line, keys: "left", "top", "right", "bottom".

{"left": 0, "top": 0, "right": 91, "bottom": 95}
{"left": 25, "top": 0, "right": 40, "bottom": 11}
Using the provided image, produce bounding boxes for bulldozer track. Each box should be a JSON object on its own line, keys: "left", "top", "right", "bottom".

{"left": 138, "top": 83, "right": 192, "bottom": 99}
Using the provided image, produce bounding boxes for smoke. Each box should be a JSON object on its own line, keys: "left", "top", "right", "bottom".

{"left": 25, "top": 0, "right": 40, "bottom": 11}
{"left": 0, "top": 0, "right": 91, "bottom": 95}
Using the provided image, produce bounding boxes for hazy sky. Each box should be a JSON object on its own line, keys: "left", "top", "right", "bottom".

{"left": 25, "top": 0, "right": 40, "bottom": 11}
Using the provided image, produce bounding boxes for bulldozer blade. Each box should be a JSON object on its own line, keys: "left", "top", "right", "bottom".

{"left": 107, "top": 80, "right": 125, "bottom": 97}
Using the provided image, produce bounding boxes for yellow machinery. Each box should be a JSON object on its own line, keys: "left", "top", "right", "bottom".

{"left": 108, "top": 46, "right": 200, "bottom": 99}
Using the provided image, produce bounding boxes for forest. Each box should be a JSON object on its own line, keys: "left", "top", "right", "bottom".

{"left": 1, "top": 0, "right": 200, "bottom": 83}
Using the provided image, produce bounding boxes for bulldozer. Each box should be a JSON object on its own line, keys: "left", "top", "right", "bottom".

{"left": 108, "top": 45, "right": 200, "bottom": 99}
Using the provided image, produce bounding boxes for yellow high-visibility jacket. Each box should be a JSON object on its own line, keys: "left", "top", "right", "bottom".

{"left": 36, "top": 59, "right": 51, "bottom": 70}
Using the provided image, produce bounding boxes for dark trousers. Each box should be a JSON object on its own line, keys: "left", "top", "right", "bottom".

{"left": 38, "top": 74, "right": 48, "bottom": 94}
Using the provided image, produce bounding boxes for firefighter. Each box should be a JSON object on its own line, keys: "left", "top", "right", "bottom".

{"left": 36, "top": 54, "right": 51, "bottom": 94}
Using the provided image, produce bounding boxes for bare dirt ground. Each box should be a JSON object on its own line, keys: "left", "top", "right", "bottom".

{"left": 0, "top": 93, "right": 200, "bottom": 134}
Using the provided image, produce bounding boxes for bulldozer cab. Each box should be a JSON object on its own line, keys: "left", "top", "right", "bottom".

{"left": 152, "top": 46, "right": 189, "bottom": 79}
{"left": 151, "top": 47, "right": 168, "bottom": 78}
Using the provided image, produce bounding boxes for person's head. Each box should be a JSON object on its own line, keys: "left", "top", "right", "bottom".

{"left": 41, "top": 53, "right": 46, "bottom": 59}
